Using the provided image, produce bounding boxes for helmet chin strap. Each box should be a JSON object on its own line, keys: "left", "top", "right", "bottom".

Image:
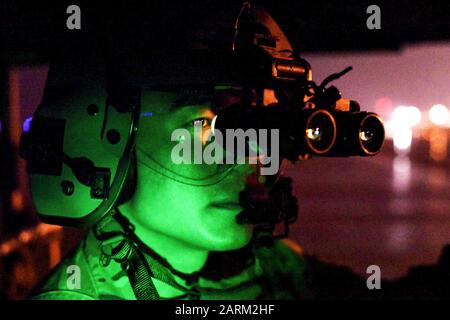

{"left": 135, "top": 146, "right": 237, "bottom": 187}
{"left": 94, "top": 209, "right": 201, "bottom": 300}
{"left": 92, "top": 161, "right": 296, "bottom": 299}
{"left": 135, "top": 145, "right": 296, "bottom": 234}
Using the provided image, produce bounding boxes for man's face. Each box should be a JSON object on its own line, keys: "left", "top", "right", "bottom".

{"left": 120, "top": 89, "right": 257, "bottom": 251}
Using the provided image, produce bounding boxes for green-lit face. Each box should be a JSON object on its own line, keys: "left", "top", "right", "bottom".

{"left": 120, "top": 89, "right": 257, "bottom": 252}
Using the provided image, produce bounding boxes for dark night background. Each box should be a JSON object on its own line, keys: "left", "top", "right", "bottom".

{"left": 1, "top": 0, "right": 450, "bottom": 299}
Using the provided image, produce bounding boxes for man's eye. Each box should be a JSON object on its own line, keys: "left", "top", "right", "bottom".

{"left": 192, "top": 118, "right": 210, "bottom": 128}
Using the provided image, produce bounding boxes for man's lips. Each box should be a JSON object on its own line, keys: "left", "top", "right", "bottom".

{"left": 210, "top": 170, "right": 265, "bottom": 211}
{"left": 210, "top": 200, "right": 243, "bottom": 211}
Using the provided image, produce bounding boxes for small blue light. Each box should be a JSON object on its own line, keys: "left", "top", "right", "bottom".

{"left": 23, "top": 116, "right": 33, "bottom": 132}
{"left": 140, "top": 112, "right": 153, "bottom": 117}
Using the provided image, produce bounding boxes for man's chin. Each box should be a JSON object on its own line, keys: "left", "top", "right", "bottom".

{"left": 207, "top": 225, "right": 254, "bottom": 252}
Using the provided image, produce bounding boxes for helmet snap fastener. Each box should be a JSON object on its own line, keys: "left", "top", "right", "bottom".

{"left": 87, "top": 104, "right": 99, "bottom": 116}
{"left": 107, "top": 129, "right": 121, "bottom": 144}
{"left": 61, "top": 180, "right": 75, "bottom": 196}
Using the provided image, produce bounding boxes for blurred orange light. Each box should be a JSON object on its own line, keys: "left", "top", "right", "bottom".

{"left": 429, "top": 127, "right": 448, "bottom": 161}
{"left": 11, "top": 190, "right": 25, "bottom": 212}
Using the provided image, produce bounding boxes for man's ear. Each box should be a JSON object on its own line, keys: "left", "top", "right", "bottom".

{"left": 116, "top": 149, "right": 137, "bottom": 206}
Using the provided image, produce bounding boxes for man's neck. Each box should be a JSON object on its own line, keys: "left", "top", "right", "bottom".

{"left": 93, "top": 209, "right": 210, "bottom": 298}
{"left": 133, "top": 224, "right": 209, "bottom": 275}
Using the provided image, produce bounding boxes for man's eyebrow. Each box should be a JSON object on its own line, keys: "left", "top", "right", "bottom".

{"left": 170, "top": 94, "right": 212, "bottom": 111}
{"left": 168, "top": 87, "right": 244, "bottom": 111}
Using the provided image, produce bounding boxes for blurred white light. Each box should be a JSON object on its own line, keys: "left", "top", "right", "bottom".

{"left": 392, "top": 155, "right": 411, "bottom": 194}
{"left": 391, "top": 106, "right": 408, "bottom": 123}
{"left": 407, "top": 106, "right": 421, "bottom": 127}
{"left": 429, "top": 104, "right": 449, "bottom": 126}
{"left": 390, "top": 106, "right": 421, "bottom": 155}
{"left": 392, "top": 125, "right": 412, "bottom": 154}
{"left": 391, "top": 106, "right": 421, "bottom": 128}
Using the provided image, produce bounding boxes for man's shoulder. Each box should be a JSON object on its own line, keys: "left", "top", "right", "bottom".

{"left": 271, "top": 238, "right": 308, "bottom": 277}
{"left": 271, "top": 238, "right": 373, "bottom": 299}
{"left": 28, "top": 240, "right": 99, "bottom": 300}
